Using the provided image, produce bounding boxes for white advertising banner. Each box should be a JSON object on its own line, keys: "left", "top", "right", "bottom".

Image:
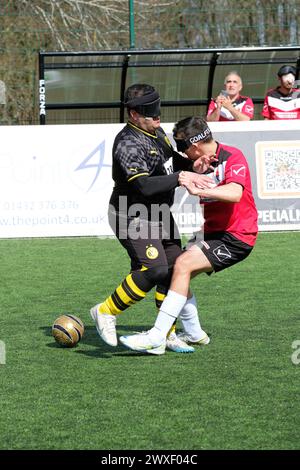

{"left": 0, "top": 120, "right": 299, "bottom": 238}
{"left": 205, "top": 120, "right": 300, "bottom": 232}
{"left": 0, "top": 124, "right": 119, "bottom": 238}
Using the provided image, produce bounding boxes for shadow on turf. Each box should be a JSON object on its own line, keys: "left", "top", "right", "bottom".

{"left": 40, "top": 325, "right": 160, "bottom": 358}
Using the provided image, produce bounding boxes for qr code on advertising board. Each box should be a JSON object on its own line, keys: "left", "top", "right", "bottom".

{"left": 255, "top": 141, "right": 300, "bottom": 198}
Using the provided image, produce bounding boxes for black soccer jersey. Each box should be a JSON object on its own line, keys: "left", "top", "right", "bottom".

{"left": 110, "top": 122, "right": 192, "bottom": 212}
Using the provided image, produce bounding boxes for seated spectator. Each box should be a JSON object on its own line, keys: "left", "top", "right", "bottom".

{"left": 262, "top": 65, "right": 300, "bottom": 120}
{"left": 207, "top": 71, "right": 254, "bottom": 122}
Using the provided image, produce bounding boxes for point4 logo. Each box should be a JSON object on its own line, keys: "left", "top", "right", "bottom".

{"left": 73, "top": 140, "right": 112, "bottom": 192}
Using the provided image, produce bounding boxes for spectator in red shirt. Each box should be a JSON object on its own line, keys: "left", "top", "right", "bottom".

{"left": 207, "top": 71, "right": 254, "bottom": 122}
{"left": 120, "top": 117, "right": 258, "bottom": 354}
{"left": 262, "top": 65, "right": 300, "bottom": 120}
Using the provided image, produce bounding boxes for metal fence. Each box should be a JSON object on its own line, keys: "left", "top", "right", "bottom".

{"left": 39, "top": 46, "right": 300, "bottom": 125}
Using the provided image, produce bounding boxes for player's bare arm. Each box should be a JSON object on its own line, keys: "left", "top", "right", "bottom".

{"left": 181, "top": 177, "right": 243, "bottom": 203}
{"left": 178, "top": 171, "right": 212, "bottom": 189}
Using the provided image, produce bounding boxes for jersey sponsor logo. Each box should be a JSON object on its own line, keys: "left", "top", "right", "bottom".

{"left": 146, "top": 245, "right": 159, "bottom": 260}
{"left": 274, "top": 111, "right": 299, "bottom": 119}
{"left": 231, "top": 164, "right": 246, "bottom": 177}
{"left": 213, "top": 244, "right": 231, "bottom": 262}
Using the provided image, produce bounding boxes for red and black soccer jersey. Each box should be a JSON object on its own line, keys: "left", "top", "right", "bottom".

{"left": 262, "top": 87, "right": 300, "bottom": 120}
{"left": 201, "top": 143, "right": 258, "bottom": 246}
{"left": 207, "top": 95, "right": 254, "bottom": 121}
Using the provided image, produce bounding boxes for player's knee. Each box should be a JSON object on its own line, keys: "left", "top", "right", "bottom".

{"left": 173, "top": 254, "right": 192, "bottom": 275}
{"left": 143, "top": 265, "right": 169, "bottom": 285}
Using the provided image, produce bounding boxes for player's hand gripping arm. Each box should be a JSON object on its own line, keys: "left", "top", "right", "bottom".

{"left": 179, "top": 172, "right": 243, "bottom": 203}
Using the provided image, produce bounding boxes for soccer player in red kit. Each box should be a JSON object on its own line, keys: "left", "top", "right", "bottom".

{"left": 120, "top": 116, "right": 258, "bottom": 354}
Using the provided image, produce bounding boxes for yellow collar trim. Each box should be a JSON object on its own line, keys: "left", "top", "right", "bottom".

{"left": 128, "top": 121, "right": 157, "bottom": 139}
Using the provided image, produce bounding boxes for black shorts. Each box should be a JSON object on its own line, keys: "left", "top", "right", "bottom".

{"left": 186, "top": 231, "right": 253, "bottom": 273}
{"left": 109, "top": 210, "right": 182, "bottom": 272}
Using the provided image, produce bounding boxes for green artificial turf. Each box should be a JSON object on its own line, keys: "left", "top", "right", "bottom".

{"left": 0, "top": 232, "right": 299, "bottom": 450}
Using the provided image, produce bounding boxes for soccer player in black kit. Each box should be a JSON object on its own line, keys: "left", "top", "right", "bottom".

{"left": 90, "top": 84, "right": 211, "bottom": 354}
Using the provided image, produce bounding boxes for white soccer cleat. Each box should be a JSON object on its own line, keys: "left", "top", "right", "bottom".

{"left": 119, "top": 332, "right": 166, "bottom": 355}
{"left": 89, "top": 305, "right": 98, "bottom": 323}
{"left": 90, "top": 304, "right": 118, "bottom": 347}
{"left": 166, "top": 332, "right": 195, "bottom": 353}
{"left": 144, "top": 343, "right": 166, "bottom": 356}
{"left": 177, "top": 331, "right": 210, "bottom": 346}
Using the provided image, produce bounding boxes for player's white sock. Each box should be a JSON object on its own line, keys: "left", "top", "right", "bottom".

{"left": 179, "top": 294, "right": 206, "bottom": 341}
{"left": 148, "top": 290, "right": 187, "bottom": 343}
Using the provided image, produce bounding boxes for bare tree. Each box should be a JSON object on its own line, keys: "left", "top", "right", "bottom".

{"left": 0, "top": 0, "right": 299, "bottom": 125}
{"left": 19, "top": 0, "right": 130, "bottom": 50}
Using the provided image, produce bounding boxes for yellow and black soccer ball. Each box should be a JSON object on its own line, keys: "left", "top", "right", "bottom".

{"left": 52, "top": 314, "right": 84, "bottom": 348}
